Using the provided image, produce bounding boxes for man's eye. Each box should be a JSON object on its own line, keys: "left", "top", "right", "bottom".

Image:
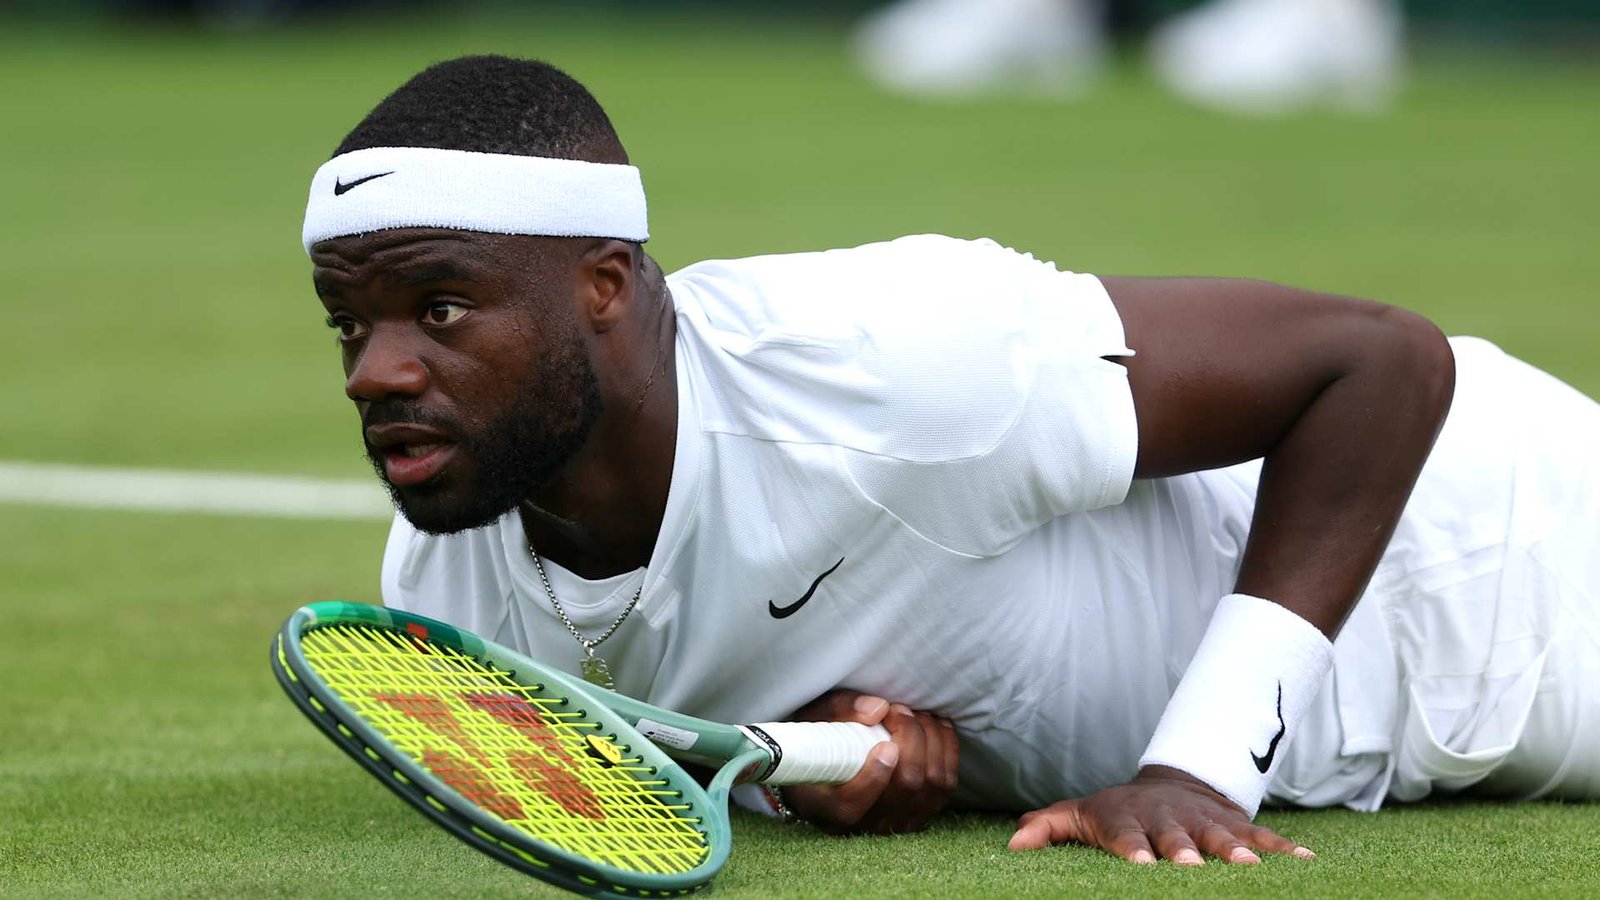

{"left": 324, "top": 315, "right": 368, "bottom": 341}
{"left": 423, "top": 302, "right": 469, "bottom": 326}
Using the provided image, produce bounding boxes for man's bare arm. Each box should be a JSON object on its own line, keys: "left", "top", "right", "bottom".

{"left": 1110, "top": 276, "right": 1455, "bottom": 635}
{"left": 1010, "top": 277, "right": 1455, "bottom": 864}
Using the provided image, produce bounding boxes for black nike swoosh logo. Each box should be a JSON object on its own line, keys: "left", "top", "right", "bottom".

{"left": 1251, "top": 681, "right": 1287, "bottom": 774}
{"left": 768, "top": 557, "right": 845, "bottom": 619}
{"left": 333, "top": 171, "right": 394, "bottom": 195}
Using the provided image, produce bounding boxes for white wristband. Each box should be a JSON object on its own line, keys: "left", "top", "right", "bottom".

{"left": 1138, "top": 593, "right": 1334, "bottom": 817}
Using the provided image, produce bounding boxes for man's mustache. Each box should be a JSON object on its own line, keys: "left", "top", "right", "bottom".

{"left": 360, "top": 402, "right": 462, "bottom": 444}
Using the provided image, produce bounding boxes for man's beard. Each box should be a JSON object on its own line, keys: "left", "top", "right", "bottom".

{"left": 364, "top": 334, "right": 604, "bottom": 535}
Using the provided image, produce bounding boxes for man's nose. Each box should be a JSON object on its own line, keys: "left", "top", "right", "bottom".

{"left": 345, "top": 328, "right": 428, "bottom": 402}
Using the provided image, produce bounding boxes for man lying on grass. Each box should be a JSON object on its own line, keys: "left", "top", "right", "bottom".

{"left": 302, "top": 54, "right": 1599, "bottom": 865}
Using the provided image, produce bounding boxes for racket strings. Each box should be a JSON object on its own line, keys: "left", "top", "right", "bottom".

{"left": 302, "top": 624, "right": 708, "bottom": 874}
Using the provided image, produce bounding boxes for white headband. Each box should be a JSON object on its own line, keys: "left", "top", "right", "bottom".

{"left": 301, "top": 146, "right": 649, "bottom": 254}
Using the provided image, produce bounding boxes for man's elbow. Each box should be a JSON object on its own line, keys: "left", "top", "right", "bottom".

{"left": 1367, "top": 305, "right": 1457, "bottom": 434}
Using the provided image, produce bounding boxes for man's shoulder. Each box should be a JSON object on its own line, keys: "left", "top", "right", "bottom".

{"left": 666, "top": 233, "right": 1079, "bottom": 350}
{"left": 663, "top": 234, "right": 1124, "bottom": 472}
{"left": 668, "top": 233, "right": 1011, "bottom": 284}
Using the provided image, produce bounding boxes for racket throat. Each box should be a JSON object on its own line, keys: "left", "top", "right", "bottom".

{"left": 735, "top": 725, "right": 783, "bottom": 783}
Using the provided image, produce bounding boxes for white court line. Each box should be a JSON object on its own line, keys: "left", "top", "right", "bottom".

{"left": 0, "top": 461, "right": 394, "bottom": 521}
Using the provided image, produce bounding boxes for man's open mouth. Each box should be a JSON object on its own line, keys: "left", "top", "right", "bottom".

{"left": 397, "top": 442, "right": 446, "bottom": 459}
{"left": 365, "top": 424, "right": 458, "bottom": 488}
{"left": 381, "top": 442, "right": 456, "bottom": 487}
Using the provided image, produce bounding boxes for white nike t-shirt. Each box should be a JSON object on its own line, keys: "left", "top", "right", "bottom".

{"left": 381, "top": 235, "right": 1589, "bottom": 812}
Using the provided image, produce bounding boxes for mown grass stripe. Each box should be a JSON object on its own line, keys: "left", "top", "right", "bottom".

{"left": 0, "top": 460, "right": 391, "bottom": 520}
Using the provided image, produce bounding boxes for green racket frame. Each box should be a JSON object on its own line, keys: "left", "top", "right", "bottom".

{"left": 272, "top": 601, "right": 772, "bottom": 897}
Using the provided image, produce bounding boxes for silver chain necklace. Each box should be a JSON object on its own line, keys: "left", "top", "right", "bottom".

{"left": 528, "top": 547, "right": 641, "bottom": 691}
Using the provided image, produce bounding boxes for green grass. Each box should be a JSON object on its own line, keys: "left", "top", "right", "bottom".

{"left": 3, "top": 512, "right": 1597, "bottom": 900}
{"left": 1, "top": 9, "right": 1597, "bottom": 898}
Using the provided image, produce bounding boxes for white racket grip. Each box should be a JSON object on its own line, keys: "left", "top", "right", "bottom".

{"left": 739, "top": 722, "right": 893, "bottom": 785}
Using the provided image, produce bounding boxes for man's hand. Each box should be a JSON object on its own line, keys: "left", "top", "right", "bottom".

{"left": 781, "top": 689, "right": 959, "bottom": 834}
{"left": 1006, "top": 766, "right": 1315, "bottom": 864}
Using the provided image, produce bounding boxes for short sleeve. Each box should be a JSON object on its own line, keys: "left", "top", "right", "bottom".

{"left": 671, "top": 234, "right": 1138, "bottom": 558}
{"left": 838, "top": 242, "right": 1138, "bottom": 557}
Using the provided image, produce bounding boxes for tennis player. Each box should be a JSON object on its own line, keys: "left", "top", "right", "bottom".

{"left": 302, "top": 55, "right": 1600, "bottom": 864}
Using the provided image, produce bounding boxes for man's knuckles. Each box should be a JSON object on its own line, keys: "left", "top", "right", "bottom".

{"left": 890, "top": 766, "right": 926, "bottom": 792}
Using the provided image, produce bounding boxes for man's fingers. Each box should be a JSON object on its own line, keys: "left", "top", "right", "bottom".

{"left": 779, "top": 695, "right": 964, "bottom": 836}
{"left": 1243, "top": 822, "right": 1308, "bottom": 856}
{"left": 914, "top": 714, "right": 959, "bottom": 829}
{"left": 1006, "top": 802, "right": 1085, "bottom": 852}
{"left": 882, "top": 705, "right": 926, "bottom": 794}
{"left": 918, "top": 713, "right": 945, "bottom": 791}
{"left": 1010, "top": 776, "right": 1319, "bottom": 864}
{"left": 846, "top": 693, "right": 891, "bottom": 724}
{"left": 1009, "top": 805, "right": 1161, "bottom": 864}
{"left": 792, "top": 689, "right": 890, "bottom": 725}
{"left": 1006, "top": 816, "right": 1056, "bottom": 851}
{"left": 897, "top": 712, "right": 954, "bottom": 829}
{"left": 936, "top": 716, "right": 960, "bottom": 794}
{"left": 1151, "top": 824, "right": 1206, "bottom": 866}
{"left": 1193, "top": 822, "right": 1260, "bottom": 865}
{"left": 782, "top": 698, "right": 962, "bottom": 835}
{"left": 861, "top": 705, "right": 927, "bottom": 833}
{"left": 915, "top": 712, "right": 953, "bottom": 799}
{"left": 1102, "top": 827, "right": 1159, "bottom": 865}
{"left": 795, "top": 740, "right": 899, "bottom": 832}
{"left": 848, "top": 741, "right": 902, "bottom": 809}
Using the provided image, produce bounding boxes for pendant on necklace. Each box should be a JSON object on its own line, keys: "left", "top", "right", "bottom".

{"left": 580, "top": 655, "right": 615, "bottom": 691}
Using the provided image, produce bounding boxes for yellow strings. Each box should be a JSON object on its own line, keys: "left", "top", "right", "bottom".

{"left": 301, "top": 624, "right": 708, "bottom": 874}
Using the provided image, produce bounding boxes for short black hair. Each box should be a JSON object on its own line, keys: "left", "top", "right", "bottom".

{"left": 334, "top": 55, "right": 628, "bottom": 164}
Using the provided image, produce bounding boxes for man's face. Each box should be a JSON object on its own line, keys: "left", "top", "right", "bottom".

{"left": 311, "top": 229, "right": 602, "bottom": 534}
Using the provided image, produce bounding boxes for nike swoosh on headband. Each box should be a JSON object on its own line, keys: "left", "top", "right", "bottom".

{"left": 333, "top": 171, "right": 394, "bottom": 195}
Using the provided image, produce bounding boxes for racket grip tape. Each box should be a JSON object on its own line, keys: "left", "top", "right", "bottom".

{"left": 740, "top": 721, "right": 892, "bottom": 785}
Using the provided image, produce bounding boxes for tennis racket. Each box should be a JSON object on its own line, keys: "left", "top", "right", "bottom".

{"left": 271, "top": 601, "right": 888, "bottom": 897}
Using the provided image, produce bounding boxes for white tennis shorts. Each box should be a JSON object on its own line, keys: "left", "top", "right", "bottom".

{"left": 1385, "top": 339, "right": 1600, "bottom": 802}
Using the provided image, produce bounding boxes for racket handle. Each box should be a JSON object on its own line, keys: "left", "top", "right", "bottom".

{"left": 742, "top": 721, "right": 893, "bottom": 785}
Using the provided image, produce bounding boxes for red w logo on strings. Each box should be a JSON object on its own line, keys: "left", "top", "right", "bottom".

{"left": 372, "top": 691, "right": 606, "bottom": 820}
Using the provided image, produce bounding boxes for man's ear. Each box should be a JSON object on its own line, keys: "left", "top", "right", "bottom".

{"left": 578, "top": 239, "right": 638, "bottom": 334}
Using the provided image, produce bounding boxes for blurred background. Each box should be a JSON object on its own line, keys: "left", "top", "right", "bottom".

{"left": 3, "top": 0, "right": 1597, "bottom": 480}
{"left": 1, "top": 2, "right": 1596, "bottom": 895}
